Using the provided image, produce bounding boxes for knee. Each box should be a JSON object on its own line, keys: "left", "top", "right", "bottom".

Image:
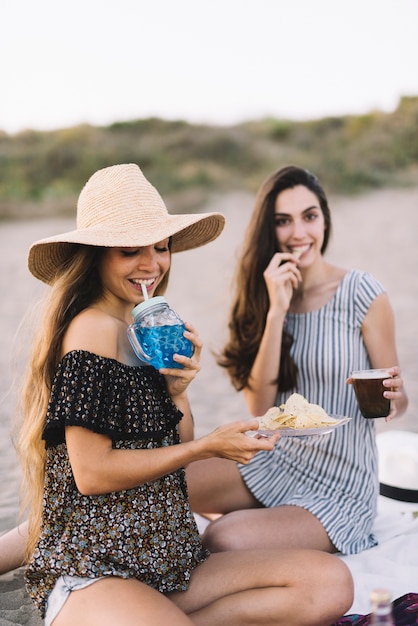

{"left": 316, "top": 555, "right": 354, "bottom": 619}
{"left": 201, "top": 515, "right": 243, "bottom": 553}
{"left": 335, "top": 558, "right": 354, "bottom": 609}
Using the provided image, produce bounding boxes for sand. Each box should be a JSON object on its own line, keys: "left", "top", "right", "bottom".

{"left": 1, "top": 186, "right": 417, "bottom": 622}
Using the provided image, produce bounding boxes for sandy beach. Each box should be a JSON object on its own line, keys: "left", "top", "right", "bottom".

{"left": 1, "top": 186, "right": 418, "bottom": 623}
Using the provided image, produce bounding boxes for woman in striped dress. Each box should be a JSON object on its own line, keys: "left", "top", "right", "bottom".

{"left": 187, "top": 165, "right": 408, "bottom": 555}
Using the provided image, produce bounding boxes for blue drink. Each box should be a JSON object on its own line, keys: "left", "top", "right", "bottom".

{"left": 129, "top": 322, "right": 193, "bottom": 369}
{"left": 127, "top": 296, "right": 194, "bottom": 370}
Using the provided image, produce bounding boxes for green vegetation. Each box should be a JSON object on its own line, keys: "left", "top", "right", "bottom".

{"left": 1, "top": 96, "right": 417, "bottom": 220}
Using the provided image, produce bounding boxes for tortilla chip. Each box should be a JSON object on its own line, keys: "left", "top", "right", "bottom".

{"left": 258, "top": 393, "right": 340, "bottom": 430}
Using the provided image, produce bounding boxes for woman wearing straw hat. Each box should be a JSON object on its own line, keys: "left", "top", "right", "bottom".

{"left": 7, "top": 164, "right": 353, "bottom": 625}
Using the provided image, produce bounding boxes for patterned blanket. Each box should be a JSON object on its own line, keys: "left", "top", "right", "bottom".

{"left": 333, "top": 593, "right": 418, "bottom": 625}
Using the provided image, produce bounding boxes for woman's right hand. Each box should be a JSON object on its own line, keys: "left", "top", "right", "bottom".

{"left": 200, "top": 420, "right": 280, "bottom": 465}
{"left": 263, "top": 252, "right": 302, "bottom": 312}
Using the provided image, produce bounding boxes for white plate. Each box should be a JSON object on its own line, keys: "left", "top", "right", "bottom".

{"left": 249, "top": 416, "right": 351, "bottom": 438}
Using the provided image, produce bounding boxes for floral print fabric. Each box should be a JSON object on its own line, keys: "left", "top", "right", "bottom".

{"left": 24, "top": 351, "right": 209, "bottom": 617}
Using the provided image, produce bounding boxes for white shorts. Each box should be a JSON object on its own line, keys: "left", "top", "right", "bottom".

{"left": 45, "top": 575, "right": 103, "bottom": 626}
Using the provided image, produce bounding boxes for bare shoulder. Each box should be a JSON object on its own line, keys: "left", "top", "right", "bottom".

{"left": 363, "top": 291, "right": 394, "bottom": 323}
{"left": 62, "top": 308, "right": 120, "bottom": 359}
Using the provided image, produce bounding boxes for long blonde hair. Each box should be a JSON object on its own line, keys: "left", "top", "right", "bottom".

{"left": 17, "top": 243, "right": 172, "bottom": 559}
{"left": 16, "top": 246, "right": 104, "bottom": 558}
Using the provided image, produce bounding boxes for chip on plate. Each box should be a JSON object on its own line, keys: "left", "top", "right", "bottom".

{"left": 258, "top": 393, "right": 343, "bottom": 430}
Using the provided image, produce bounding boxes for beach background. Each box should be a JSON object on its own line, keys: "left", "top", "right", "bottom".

{"left": 1, "top": 185, "right": 418, "bottom": 624}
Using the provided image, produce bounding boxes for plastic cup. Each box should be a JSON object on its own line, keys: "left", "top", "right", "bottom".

{"left": 351, "top": 369, "right": 392, "bottom": 418}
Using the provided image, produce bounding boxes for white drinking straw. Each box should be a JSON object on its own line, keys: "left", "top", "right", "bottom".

{"left": 141, "top": 284, "right": 148, "bottom": 300}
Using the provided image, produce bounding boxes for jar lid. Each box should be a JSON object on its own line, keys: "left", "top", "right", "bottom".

{"left": 370, "top": 588, "right": 391, "bottom": 604}
{"left": 131, "top": 296, "right": 167, "bottom": 319}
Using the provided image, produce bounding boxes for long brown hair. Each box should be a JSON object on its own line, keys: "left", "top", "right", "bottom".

{"left": 217, "top": 165, "right": 332, "bottom": 392}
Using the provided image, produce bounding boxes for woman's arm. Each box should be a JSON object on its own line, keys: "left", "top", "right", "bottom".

{"left": 243, "top": 307, "right": 286, "bottom": 416}
{"left": 61, "top": 311, "right": 279, "bottom": 495}
{"left": 176, "top": 393, "right": 194, "bottom": 442}
{"left": 66, "top": 421, "right": 279, "bottom": 496}
{"left": 243, "top": 253, "right": 301, "bottom": 416}
{"left": 159, "top": 321, "right": 200, "bottom": 443}
{"left": 361, "top": 292, "right": 408, "bottom": 418}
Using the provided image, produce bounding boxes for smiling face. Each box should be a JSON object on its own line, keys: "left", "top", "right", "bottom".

{"left": 274, "top": 185, "right": 326, "bottom": 264}
{"left": 98, "top": 239, "right": 171, "bottom": 310}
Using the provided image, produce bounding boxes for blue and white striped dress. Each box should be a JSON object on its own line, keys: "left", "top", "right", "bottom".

{"left": 239, "top": 269, "right": 385, "bottom": 555}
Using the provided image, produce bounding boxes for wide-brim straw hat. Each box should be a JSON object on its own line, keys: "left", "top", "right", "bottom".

{"left": 28, "top": 163, "right": 225, "bottom": 284}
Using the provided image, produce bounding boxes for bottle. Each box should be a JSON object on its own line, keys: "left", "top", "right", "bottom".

{"left": 370, "top": 588, "right": 395, "bottom": 625}
{"left": 127, "top": 296, "right": 193, "bottom": 370}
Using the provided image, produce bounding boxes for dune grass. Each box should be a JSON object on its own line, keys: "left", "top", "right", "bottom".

{"left": 0, "top": 96, "right": 417, "bottom": 219}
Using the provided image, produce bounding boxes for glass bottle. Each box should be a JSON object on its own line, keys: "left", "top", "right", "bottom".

{"left": 370, "top": 588, "right": 395, "bottom": 625}
{"left": 127, "top": 296, "right": 193, "bottom": 370}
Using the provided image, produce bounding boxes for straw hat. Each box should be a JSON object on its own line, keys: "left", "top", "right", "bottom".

{"left": 28, "top": 163, "right": 225, "bottom": 284}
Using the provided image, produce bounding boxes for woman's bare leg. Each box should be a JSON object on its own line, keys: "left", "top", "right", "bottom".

{"left": 170, "top": 549, "right": 353, "bottom": 626}
{"left": 186, "top": 458, "right": 260, "bottom": 514}
{"left": 52, "top": 549, "right": 352, "bottom": 626}
{"left": 53, "top": 577, "right": 193, "bottom": 626}
{"left": 202, "top": 506, "right": 337, "bottom": 553}
{"left": 187, "top": 459, "right": 336, "bottom": 553}
{"left": 0, "top": 523, "right": 28, "bottom": 574}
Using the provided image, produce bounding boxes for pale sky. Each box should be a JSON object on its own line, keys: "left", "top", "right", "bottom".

{"left": 2, "top": 0, "right": 418, "bottom": 134}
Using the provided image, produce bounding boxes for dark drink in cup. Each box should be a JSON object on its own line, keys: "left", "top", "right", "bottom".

{"left": 351, "top": 369, "right": 391, "bottom": 418}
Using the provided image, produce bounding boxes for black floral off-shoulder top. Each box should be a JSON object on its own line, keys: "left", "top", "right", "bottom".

{"left": 24, "top": 350, "right": 209, "bottom": 617}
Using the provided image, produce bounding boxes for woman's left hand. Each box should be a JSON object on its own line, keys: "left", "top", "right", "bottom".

{"left": 160, "top": 322, "right": 202, "bottom": 397}
{"left": 346, "top": 365, "right": 405, "bottom": 422}
{"left": 382, "top": 365, "right": 404, "bottom": 421}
